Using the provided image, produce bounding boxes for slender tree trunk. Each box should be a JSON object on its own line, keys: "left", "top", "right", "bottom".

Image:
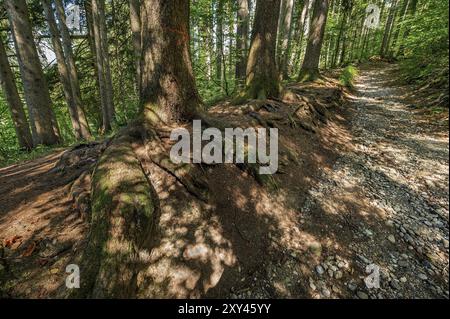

{"left": 216, "top": 0, "right": 224, "bottom": 89}
{"left": 298, "top": 0, "right": 329, "bottom": 81}
{"left": 5, "top": 0, "right": 60, "bottom": 146}
{"left": 42, "top": 0, "right": 82, "bottom": 140}
{"left": 129, "top": 0, "right": 141, "bottom": 95}
{"left": 389, "top": 0, "right": 410, "bottom": 56}
{"left": 235, "top": 0, "right": 250, "bottom": 87}
{"left": 380, "top": 0, "right": 398, "bottom": 57}
{"left": 54, "top": 0, "right": 91, "bottom": 139}
{"left": 398, "top": 0, "right": 418, "bottom": 56}
{"left": 98, "top": 0, "right": 115, "bottom": 126}
{"left": 245, "top": 0, "right": 282, "bottom": 99}
{"left": 140, "top": 0, "right": 202, "bottom": 124}
{"left": 0, "top": 37, "right": 33, "bottom": 150}
{"left": 278, "top": 0, "right": 295, "bottom": 79}
{"left": 292, "top": 0, "right": 311, "bottom": 74}
{"left": 92, "top": 0, "right": 114, "bottom": 132}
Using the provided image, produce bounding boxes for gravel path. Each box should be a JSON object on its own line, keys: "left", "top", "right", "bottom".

{"left": 302, "top": 64, "right": 449, "bottom": 299}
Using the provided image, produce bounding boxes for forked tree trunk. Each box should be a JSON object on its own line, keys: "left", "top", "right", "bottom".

{"left": 245, "top": 0, "right": 282, "bottom": 99}
{"left": 5, "top": 0, "right": 60, "bottom": 146}
{"left": 298, "top": 0, "right": 329, "bottom": 81}
{"left": 140, "top": 0, "right": 202, "bottom": 124}
{"left": 54, "top": 0, "right": 92, "bottom": 140}
{"left": 0, "top": 37, "right": 33, "bottom": 150}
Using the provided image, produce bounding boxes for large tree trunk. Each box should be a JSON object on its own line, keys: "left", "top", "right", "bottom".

{"left": 278, "top": 0, "right": 295, "bottom": 79}
{"left": 245, "top": 0, "right": 282, "bottom": 99}
{"left": 0, "top": 37, "right": 33, "bottom": 150}
{"left": 54, "top": 0, "right": 92, "bottom": 140}
{"left": 91, "top": 0, "right": 114, "bottom": 132}
{"left": 298, "top": 0, "right": 329, "bottom": 81}
{"left": 130, "top": 0, "right": 141, "bottom": 95}
{"left": 140, "top": 0, "right": 202, "bottom": 124}
{"left": 235, "top": 0, "right": 250, "bottom": 87}
{"left": 5, "top": 0, "right": 60, "bottom": 146}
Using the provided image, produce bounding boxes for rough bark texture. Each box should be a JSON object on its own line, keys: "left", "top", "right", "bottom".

{"left": 245, "top": 0, "right": 282, "bottom": 99}
{"left": 0, "top": 37, "right": 33, "bottom": 150}
{"left": 298, "top": 0, "right": 329, "bottom": 82}
{"left": 140, "top": 0, "right": 202, "bottom": 124}
{"left": 235, "top": 0, "right": 250, "bottom": 86}
{"left": 129, "top": 0, "right": 141, "bottom": 95}
{"left": 54, "top": 0, "right": 92, "bottom": 140}
{"left": 5, "top": 0, "right": 60, "bottom": 146}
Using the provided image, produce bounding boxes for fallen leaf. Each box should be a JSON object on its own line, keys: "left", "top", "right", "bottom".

{"left": 50, "top": 268, "right": 59, "bottom": 274}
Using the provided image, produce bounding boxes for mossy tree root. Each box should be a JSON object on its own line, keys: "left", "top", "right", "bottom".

{"left": 72, "top": 128, "right": 158, "bottom": 298}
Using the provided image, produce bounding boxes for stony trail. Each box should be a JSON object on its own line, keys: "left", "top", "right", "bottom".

{"left": 301, "top": 63, "right": 449, "bottom": 298}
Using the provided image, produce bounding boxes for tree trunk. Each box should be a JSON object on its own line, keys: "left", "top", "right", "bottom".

{"left": 292, "top": 0, "right": 311, "bottom": 74}
{"left": 245, "top": 0, "right": 282, "bottom": 99}
{"left": 92, "top": 0, "right": 114, "bottom": 132}
{"left": 5, "top": 0, "right": 60, "bottom": 146}
{"left": 380, "top": 0, "right": 398, "bottom": 57}
{"left": 398, "top": 0, "right": 418, "bottom": 56}
{"left": 235, "top": 0, "right": 250, "bottom": 87}
{"left": 278, "top": 0, "right": 295, "bottom": 79}
{"left": 42, "top": 0, "right": 88, "bottom": 141}
{"left": 54, "top": 0, "right": 92, "bottom": 140}
{"left": 130, "top": 0, "right": 141, "bottom": 95}
{"left": 298, "top": 0, "right": 329, "bottom": 81}
{"left": 216, "top": 0, "right": 225, "bottom": 90}
{"left": 140, "top": 0, "right": 202, "bottom": 124}
{"left": 0, "top": 37, "right": 33, "bottom": 150}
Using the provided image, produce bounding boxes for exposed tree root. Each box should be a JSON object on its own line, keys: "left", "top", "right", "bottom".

{"left": 72, "top": 126, "right": 158, "bottom": 298}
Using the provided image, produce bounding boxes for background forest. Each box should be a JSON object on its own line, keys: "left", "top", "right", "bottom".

{"left": 0, "top": 0, "right": 448, "bottom": 165}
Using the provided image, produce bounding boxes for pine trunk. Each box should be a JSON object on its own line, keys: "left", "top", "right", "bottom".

{"left": 245, "top": 0, "right": 282, "bottom": 99}
{"left": 0, "top": 37, "right": 33, "bottom": 150}
{"left": 5, "top": 0, "right": 60, "bottom": 146}
{"left": 298, "top": 0, "right": 329, "bottom": 81}
{"left": 140, "top": 0, "right": 202, "bottom": 124}
{"left": 54, "top": 0, "right": 92, "bottom": 140}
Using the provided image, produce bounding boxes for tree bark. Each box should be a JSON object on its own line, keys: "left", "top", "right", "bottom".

{"left": 298, "top": 0, "right": 329, "bottom": 81}
{"left": 380, "top": 0, "right": 398, "bottom": 57}
{"left": 91, "top": 0, "right": 114, "bottom": 132}
{"left": 140, "top": 0, "right": 202, "bottom": 124}
{"left": 54, "top": 0, "right": 91, "bottom": 140}
{"left": 235, "top": 0, "right": 250, "bottom": 87}
{"left": 278, "top": 0, "right": 295, "bottom": 79}
{"left": 5, "top": 0, "right": 60, "bottom": 146}
{"left": 129, "top": 0, "right": 141, "bottom": 95}
{"left": 42, "top": 0, "right": 88, "bottom": 141}
{"left": 245, "top": 0, "right": 282, "bottom": 99}
{"left": 0, "top": 36, "right": 33, "bottom": 150}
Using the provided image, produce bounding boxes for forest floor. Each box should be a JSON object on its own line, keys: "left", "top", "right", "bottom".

{"left": 0, "top": 62, "right": 448, "bottom": 299}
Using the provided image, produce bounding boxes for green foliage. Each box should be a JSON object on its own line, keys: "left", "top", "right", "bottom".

{"left": 340, "top": 65, "right": 359, "bottom": 88}
{"left": 398, "top": 0, "right": 449, "bottom": 92}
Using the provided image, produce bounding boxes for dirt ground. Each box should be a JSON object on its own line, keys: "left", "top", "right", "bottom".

{"left": 0, "top": 63, "right": 448, "bottom": 299}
